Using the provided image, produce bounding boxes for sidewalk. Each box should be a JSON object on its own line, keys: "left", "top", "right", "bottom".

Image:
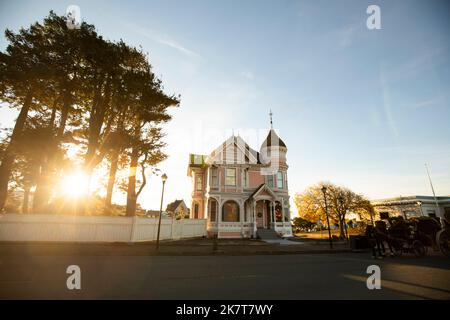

{"left": 0, "top": 238, "right": 351, "bottom": 256}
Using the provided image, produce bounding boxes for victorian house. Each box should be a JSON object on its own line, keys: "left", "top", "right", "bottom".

{"left": 187, "top": 125, "right": 293, "bottom": 239}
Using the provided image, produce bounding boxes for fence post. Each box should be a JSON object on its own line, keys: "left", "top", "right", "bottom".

{"left": 129, "top": 215, "right": 138, "bottom": 243}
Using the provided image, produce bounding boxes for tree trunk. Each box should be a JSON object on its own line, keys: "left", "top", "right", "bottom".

{"left": 84, "top": 81, "right": 111, "bottom": 178}
{"left": 32, "top": 172, "right": 53, "bottom": 213}
{"left": 22, "top": 186, "right": 30, "bottom": 214}
{"left": 33, "top": 91, "right": 71, "bottom": 213}
{"left": 104, "top": 106, "right": 127, "bottom": 215}
{"left": 57, "top": 90, "right": 71, "bottom": 139}
{"left": 0, "top": 92, "right": 33, "bottom": 210}
{"left": 339, "top": 216, "right": 345, "bottom": 239}
{"left": 126, "top": 148, "right": 139, "bottom": 217}
{"left": 49, "top": 103, "right": 57, "bottom": 129}
{"left": 104, "top": 149, "right": 119, "bottom": 214}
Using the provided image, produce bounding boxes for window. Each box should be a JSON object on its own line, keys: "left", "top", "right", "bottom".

{"left": 211, "top": 168, "right": 218, "bottom": 186}
{"left": 243, "top": 169, "right": 248, "bottom": 187}
{"left": 277, "top": 171, "right": 283, "bottom": 189}
{"left": 225, "top": 168, "right": 236, "bottom": 186}
{"left": 404, "top": 211, "right": 420, "bottom": 219}
{"left": 379, "top": 212, "right": 390, "bottom": 220}
{"left": 267, "top": 174, "right": 274, "bottom": 188}
{"left": 196, "top": 175, "right": 203, "bottom": 191}
{"left": 209, "top": 199, "right": 217, "bottom": 222}
{"left": 275, "top": 202, "right": 283, "bottom": 222}
{"left": 222, "top": 201, "right": 239, "bottom": 222}
{"left": 194, "top": 203, "right": 199, "bottom": 219}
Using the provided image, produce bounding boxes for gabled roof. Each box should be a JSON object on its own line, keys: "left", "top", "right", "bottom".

{"left": 249, "top": 183, "right": 277, "bottom": 200}
{"left": 166, "top": 200, "right": 185, "bottom": 212}
{"left": 261, "top": 129, "right": 286, "bottom": 148}
{"left": 207, "top": 135, "right": 260, "bottom": 165}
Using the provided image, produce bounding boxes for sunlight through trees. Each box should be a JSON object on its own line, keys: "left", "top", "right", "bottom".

{"left": 0, "top": 11, "right": 180, "bottom": 216}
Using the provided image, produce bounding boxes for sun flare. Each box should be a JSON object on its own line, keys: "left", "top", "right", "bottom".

{"left": 60, "top": 171, "right": 89, "bottom": 198}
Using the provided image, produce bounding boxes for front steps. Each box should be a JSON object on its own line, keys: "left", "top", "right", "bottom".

{"left": 256, "top": 228, "right": 280, "bottom": 240}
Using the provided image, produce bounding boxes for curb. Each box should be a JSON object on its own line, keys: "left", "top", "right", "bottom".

{"left": 0, "top": 242, "right": 352, "bottom": 257}
{"left": 150, "top": 249, "right": 352, "bottom": 256}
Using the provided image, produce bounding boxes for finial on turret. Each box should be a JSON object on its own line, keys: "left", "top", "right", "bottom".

{"left": 269, "top": 109, "right": 273, "bottom": 129}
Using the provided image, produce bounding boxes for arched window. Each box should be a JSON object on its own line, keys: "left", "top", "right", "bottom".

{"left": 209, "top": 199, "right": 217, "bottom": 222}
{"left": 222, "top": 200, "right": 240, "bottom": 222}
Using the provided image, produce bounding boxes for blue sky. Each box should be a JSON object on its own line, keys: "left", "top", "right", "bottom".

{"left": 0, "top": 0, "right": 449, "bottom": 213}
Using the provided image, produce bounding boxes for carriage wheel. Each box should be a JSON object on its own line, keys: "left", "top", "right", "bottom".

{"left": 392, "top": 244, "right": 403, "bottom": 256}
{"left": 437, "top": 230, "right": 450, "bottom": 258}
{"left": 412, "top": 240, "right": 426, "bottom": 257}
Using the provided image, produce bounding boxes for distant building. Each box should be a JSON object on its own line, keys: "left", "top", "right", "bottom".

{"left": 187, "top": 123, "right": 293, "bottom": 239}
{"left": 372, "top": 195, "right": 450, "bottom": 219}
{"left": 166, "top": 200, "right": 189, "bottom": 219}
{"left": 146, "top": 210, "right": 169, "bottom": 218}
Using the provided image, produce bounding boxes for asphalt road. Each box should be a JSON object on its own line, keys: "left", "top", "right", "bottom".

{"left": 1, "top": 252, "right": 449, "bottom": 299}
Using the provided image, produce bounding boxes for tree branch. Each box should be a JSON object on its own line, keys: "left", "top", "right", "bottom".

{"left": 136, "top": 153, "right": 148, "bottom": 198}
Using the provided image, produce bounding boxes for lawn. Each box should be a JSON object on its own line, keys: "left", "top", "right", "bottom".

{"left": 295, "top": 229, "right": 362, "bottom": 239}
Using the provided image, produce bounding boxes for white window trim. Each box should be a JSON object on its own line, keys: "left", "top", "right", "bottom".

{"left": 196, "top": 175, "right": 203, "bottom": 191}
{"left": 267, "top": 174, "right": 274, "bottom": 188}
{"left": 211, "top": 167, "right": 219, "bottom": 187}
{"left": 225, "top": 168, "right": 237, "bottom": 186}
{"left": 243, "top": 169, "right": 248, "bottom": 188}
{"left": 277, "top": 171, "right": 283, "bottom": 189}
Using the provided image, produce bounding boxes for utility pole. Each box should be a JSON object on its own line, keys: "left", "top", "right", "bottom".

{"left": 425, "top": 163, "right": 440, "bottom": 215}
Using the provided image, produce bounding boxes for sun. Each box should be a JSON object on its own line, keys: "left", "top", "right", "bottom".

{"left": 60, "top": 170, "right": 89, "bottom": 198}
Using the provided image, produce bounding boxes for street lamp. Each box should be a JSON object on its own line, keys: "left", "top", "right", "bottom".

{"left": 156, "top": 173, "right": 167, "bottom": 251}
{"left": 417, "top": 201, "right": 424, "bottom": 217}
{"left": 321, "top": 186, "right": 333, "bottom": 249}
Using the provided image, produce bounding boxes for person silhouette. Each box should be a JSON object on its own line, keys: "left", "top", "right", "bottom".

{"left": 366, "top": 225, "right": 383, "bottom": 259}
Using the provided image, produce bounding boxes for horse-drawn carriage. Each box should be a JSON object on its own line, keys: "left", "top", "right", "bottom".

{"left": 435, "top": 213, "right": 450, "bottom": 257}
{"left": 384, "top": 217, "right": 427, "bottom": 257}
{"left": 384, "top": 212, "right": 450, "bottom": 257}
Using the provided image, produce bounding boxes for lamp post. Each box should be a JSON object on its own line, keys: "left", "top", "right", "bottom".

{"left": 417, "top": 201, "right": 424, "bottom": 217}
{"left": 156, "top": 173, "right": 167, "bottom": 251}
{"left": 321, "top": 186, "right": 333, "bottom": 249}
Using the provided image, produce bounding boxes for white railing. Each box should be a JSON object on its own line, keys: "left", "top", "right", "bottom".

{"left": 214, "top": 222, "right": 254, "bottom": 239}
{"left": 0, "top": 214, "right": 207, "bottom": 243}
{"left": 274, "top": 222, "right": 293, "bottom": 237}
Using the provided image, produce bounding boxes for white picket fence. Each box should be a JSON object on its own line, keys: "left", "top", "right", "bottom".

{"left": 0, "top": 213, "right": 207, "bottom": 243}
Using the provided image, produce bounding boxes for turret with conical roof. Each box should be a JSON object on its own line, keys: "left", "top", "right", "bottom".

{"left": 259, "top": 112, "right": 288, "bottom": 172}
{"left": 261, "top": 129, "right": 287, "bottom": 148}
